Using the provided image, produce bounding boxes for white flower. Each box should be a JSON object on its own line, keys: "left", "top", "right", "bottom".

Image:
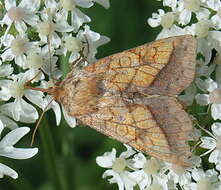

{"left": 1, "top": 0, "right": 40, "bottom": 34}
{"left": 62, "top": 105, "right": 76, "bottom": 128}
{"left": 207, "top": 0, "right": 221, "bottom": 29}
{"left": 92, "top": 0, "right": 110, "bottom": 9}
{"left": 0, "top": 121, "right": 38, "bottom": 179}
{"left": 183, "top": 168, "right": 221, "bottom": 190}
{"left": 1, "top": 34, "right": 37, "bottom": 68}
{"left": 162, "top": 0, "right": 178, "bottom": 11}
{"left": 207, "top": 31, "right": 221, "bottom": 53}
{"left": 0, "top": 105, "right": 18, "bottom": 130}
{"left": 57, "top": 33, "right": 83, "bottom": 64}
{"left": 0, "top": 72, "right": 45, "bottom": 123}
{"left": 145, "top": 177, "right": 169, "bottom": 190}
{"left": 77, "top": 25, "right": 110, "bottom": 63}
{"left": 57, "top": 24, "right": 110, "bottom": 64}
{"left": 26, "top": 45, "right": 62, "bottom": 80}
{"left": 195, "top": 78, "right": 221, "bottom": 120}
{"left": 177, "top": 0, "right": 210, "bottom": 26}
{"left": 96, "top": 145, "right": 136, "bottom": 190}
{"left": 36, "top": 7, "right": 74, "bottom": 49}
{"left": 0, "top": 64, "right": 13, "bottom": 101}
{"left": 57, "top": 0, "right": 110, "bottom": 31}
{"left": 148, "top": 9, "right": 175, "bottom": 29}
{"left": 200, "top": 122, "right": 221, "bottom": 166}
{"left": 44, "top": 0, "right": 91, "bottom": 33}
{"left": 128, "top": 153, "right": 166, "bottom": 190}
{"left": 156, "top": 25, "right": 187, "bottom": 39}
{"left": 165, "top": 163, "right": 192, "bottom": 187}
{"left": 196, "top": 59, "right": 215, "bottom": 78}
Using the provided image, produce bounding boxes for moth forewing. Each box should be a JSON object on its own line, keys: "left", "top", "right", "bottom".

{"left": 51, "top": 35, "right": 197, "bottom": 167}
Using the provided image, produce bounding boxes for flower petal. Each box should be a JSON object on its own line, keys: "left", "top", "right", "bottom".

{"left": 0, "top": 127, "right": 30, "bottom": 146}
{"left": 19, "top": 0, "right": 40, "bottom": 12}
{"left": 71, "top": 9, "right": 91, "bottom": 31}
{"left": 211, "top": 122, "right": 221, "bottom": 137}
{"left": 195, "top": 94, "right": 210, "bottom": 105}
{"left": 0, "top": 120, "right": 4, "bottom": 134}
{"left": 200, "top": 136, "right": 216, "bottom": 150}
{"left": 62, "top": 106, "right": 76, "bottom": 128}
{"left": 96, "top": 148, "right": 116, "bottom": 168}
{"left": 0, "top": 115, "right": 18, "bottom": 130}
{"left": 130, "top": 153, "right": 147, "bottom": 169}
{"left": 209, "top": 149, "right": 221, "bottom": 163}
{"left": 14, "top": 20, "right": 27, "bottom": 34}
{"left": 0, "top": 163, "right": 18, "bottom": 179}
{"left": 93, "top": 0, "right": 110, "bottom": 9}
{"left": 50, "top": 100, "right": 61, "bottom": 126}
{"left": 120, "top": 144, "right": 136, "bottom": 159}
{"left": 129, "top": 170, "right": 150, "bottom": 190}
{"left": 102, "top": 170, "right": 124, "bottom": 190}
{"left": 25, "top": 90, "right": 45, "bottom": 109}
{"left": 5, "top": 0, "right": 16, "bottom": 10}
{"left": 0, "top": 147, "right": 38, "bottom": 159}
{"left": 211, "top": 103, "right": 221, "bottom": 120}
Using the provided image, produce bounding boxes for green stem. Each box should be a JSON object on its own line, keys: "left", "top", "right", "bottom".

{"left": 60, "top": 52, "right": 71, "bottom": 79}
{"left": 39, "top": 116, "right": 67, "bottom": 190}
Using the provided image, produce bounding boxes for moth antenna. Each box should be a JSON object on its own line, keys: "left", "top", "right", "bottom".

{"left": 190, "top": 141, "right": 201, "bottom": 153}
{"left": 196, "top": 123, "right": 216, "bottom": 139}
{"left": 69, "top": 35, "right": 90, "bottom": 75}
{"left": 197, "top": 104, "right": 211, "bottom": 115}
{"left": 24, "top": 70, "right": 42, "bottom": 86}
{"left": 30, "top": 98, "right": 54, "bottom": 147}
{"left": 75, "top": 35, "right": 90, "bottom": 68}
{"left": 24, "top": 71, "right": 53, "bottom": 94}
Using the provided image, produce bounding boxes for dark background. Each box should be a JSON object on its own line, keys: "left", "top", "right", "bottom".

{"left": 1, "top": 0, "right": 162, "bottom": 189}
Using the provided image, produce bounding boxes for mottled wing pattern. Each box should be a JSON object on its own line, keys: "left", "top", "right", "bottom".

{"left": 59, "top": 35, "right": 197, "bottom": 166}
{"left": 85, "top": 35, "right": 196, "bottom": 95}
{"left": 78, "top": 95, "right": 192, "bottom": 166}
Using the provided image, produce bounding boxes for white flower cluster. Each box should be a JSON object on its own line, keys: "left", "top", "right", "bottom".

{"left": 97, "top": 0, "right": 221, "bottom": 189}
{"left": 0, "top": 0, "right": 109, "bottom": 179}
{"left": 97, "top": 145, "right": 221, "bottom": 190}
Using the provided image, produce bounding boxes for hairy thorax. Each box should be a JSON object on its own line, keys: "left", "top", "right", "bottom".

{"left": 54, "top": 70, "right": 105, "bottom": 116}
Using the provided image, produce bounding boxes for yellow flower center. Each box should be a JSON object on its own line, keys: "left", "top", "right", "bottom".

{"left": 65, "top": 37, "right": 83, "bottom": 52}
{"left": 112, "top": 158, "right": 126, "bottom": 173}
{"left": 143, "top": 159, "right": 161, "bottom": 175}
{"left": 184, "top": 0, "right": 200, "bottom": 12}
{"left": 161, "top": 12, "right": 175, "bottom": 29}
{"left": 60, "top": 0, "right": 76, "bottom": 11}
{"left": 10, "top": 37, "right": 28, "bottom": 56}
{"left": 37, "top": 21, "right": 55, "bottom": 36}
{"left": 195, "top": 20, "right": 209, "bottom": 38}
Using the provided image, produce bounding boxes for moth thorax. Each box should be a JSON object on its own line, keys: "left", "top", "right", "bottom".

{"left": 60, "top": 76, "right": 103, "bottom": 116}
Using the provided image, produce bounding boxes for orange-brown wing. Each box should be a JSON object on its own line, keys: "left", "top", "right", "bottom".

{"left": 85, "top": 35, "right": 196, "bottom": 96}
{"left": 77, "top": 94, "right": 193, "bottom": 167}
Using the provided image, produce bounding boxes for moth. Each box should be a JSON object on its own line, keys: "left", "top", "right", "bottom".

{"left": 29, "top": 35, "right": 197, "bottom": 167}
